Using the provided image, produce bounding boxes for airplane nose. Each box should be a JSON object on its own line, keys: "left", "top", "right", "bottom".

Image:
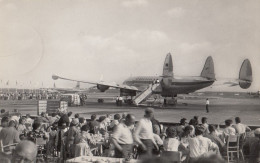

{"left": 52, "top": 75, "right": 59, "bottom": 80}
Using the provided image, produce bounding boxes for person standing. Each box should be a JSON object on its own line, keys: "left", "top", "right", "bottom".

{"left": 206, "top": 98, "right": 209, "bottom": 113}
{"left": 134, "top": 108, "right": 158, "bottom": 157}
{"left": 111, "top": 114, "right": 136, "bottom": 159}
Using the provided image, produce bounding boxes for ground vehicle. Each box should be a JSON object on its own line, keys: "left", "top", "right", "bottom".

{"left": 60, "top": 94, "right": 80, "bottom": 106}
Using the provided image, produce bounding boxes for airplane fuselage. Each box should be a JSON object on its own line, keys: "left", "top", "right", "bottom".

{"left": 123, "top": 76, "right": 215, "bottom": 97}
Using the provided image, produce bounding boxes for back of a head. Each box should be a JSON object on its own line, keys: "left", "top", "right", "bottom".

{"left": 180, "top": 118, "right": 187, "bottom": 125}
{"left": 9, "top": 120, "right": 16, "bottom": 127}
{"left": 235, "top": 117, "right": 241, "bottom": 123}
{"left": 75, "top": 113, "right": 79, "bottom": 118}
{"left": 208, "top": 125, "right": 216, "bottom": 133}
{"left": 52, "top": 113, "right": 56, "bottom": 117}
{"left": 189, "top": 119, "right": 197, "bottom": 126}
{"left": 99, "top": 116, "right": 106, "bottom": 122}
{"left": 91, "top": 114, "right": 96, "bottom": 120}
{"left": 201, "top": 117, "right": 207, "bottom": 124}
{"left": 79, "top": 117, "right": 85, "bottom": 123}
{"left": 32, "top": 122, "right": 42, "bottom": 130}
{"left": 225, "top": 119, "right": 232, "bottom": 126}
{"left": 144, "top": 107, "right": 154, "bottom": 118}
{"left": 81, "top": 124, "right": 90, "bottom": 132}
{"left": 1, "top": 109, "right": 5, "bottom": 113}
{"left": 194, "top": 116, "right": 198, "bottom": 120}
{"left": 114, "top": 114, "right": 121, "bottom": 120}
{"left": 195, "top": 126, "right": 204, "bottom": 136}
{"left": 1, "top": 116, "right": 9, "bottom": 123}
{"left": 67, "top": 111, "right": 72, "bottom": 117}
{"left": 13, "top": 140, "right": 37, "bottom": 162}
{"left": 166, "top": 126, "right": 177, "bottom": 138}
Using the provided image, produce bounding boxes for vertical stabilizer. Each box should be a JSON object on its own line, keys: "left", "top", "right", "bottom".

{"left": 239, "top": 59, "right": 252, "bottom": 89}
{"left": 201, "top": 56, "right": 215, "bottom": 80}
{"left": 162, "top": 53, "right": 173, "bottom": 77}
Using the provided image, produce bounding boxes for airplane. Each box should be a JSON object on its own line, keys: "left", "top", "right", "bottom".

{"left": 52, "top": 53, "right": 253, "bottom": 105}
{"left": 41, "top": 81, "right": 88, "bottom": 94}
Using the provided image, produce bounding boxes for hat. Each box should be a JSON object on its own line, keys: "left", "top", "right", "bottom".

{"left": 71, "top": 118, "right": 79, "bottom": 126}
{"left": 255, "top": 128, "right": 260, "bottom": 135}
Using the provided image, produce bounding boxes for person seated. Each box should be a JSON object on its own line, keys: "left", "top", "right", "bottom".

{"left": 205, "top": 125, "right": 226, "bottom": 155}
{"left": 74, "top": 125, "right": 94, "bottom": 157}
{"left": 176, "top": 118, "right": 187, "bottom": 135}
{"left": 223, "top": 119, "right": 236, "bottom": 138}
{"left": 109, "top": 114, "right": 121, "bottom": 131}
{"left": 200, "top": 117, "right": 209, "bottom": 135}
{"left": 180, "top": 125, "right": 194, "bottom": 148}
{"left": 233, "top": 117, "right": 251, "bottom": 135}
{"left": 74, "top": 113, "right": 80, "bottom": 122}
{"left": 188, "top": 126, "right": 219, "bottom": 162}
{"left": 163, "top": 126, "right": 180, "bottom": 152}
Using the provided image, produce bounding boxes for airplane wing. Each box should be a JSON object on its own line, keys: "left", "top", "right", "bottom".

{"left": 52, "top": 75, "right": 139, "bottom": 91}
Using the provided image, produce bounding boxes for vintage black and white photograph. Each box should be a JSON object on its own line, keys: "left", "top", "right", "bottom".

{"left": 0, "top": 0, "right": 259, "bottom": 162}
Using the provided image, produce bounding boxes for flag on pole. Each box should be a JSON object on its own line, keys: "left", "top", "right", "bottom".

{"left": 16, "top": 81, "right": 18, "bottom": 86}
{"left": 6, "top": 80, "right": 9, "bottom": 85}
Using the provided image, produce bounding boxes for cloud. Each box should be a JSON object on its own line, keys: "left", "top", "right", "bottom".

{"left": 166, "top": 7, "right": 185, "bottom": 18}
{"left": 121, "top": 0, "right": 148, "bottom": 8}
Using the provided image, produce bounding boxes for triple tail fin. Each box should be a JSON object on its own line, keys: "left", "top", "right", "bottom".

{"left": 201, "top": 56, "right": 215, "bottom": 80}
{"left": 239, "top": 59, "right": 252, "bottom": 89}
{"left": 162, "top": 53, "right": 173, "bottom": 77}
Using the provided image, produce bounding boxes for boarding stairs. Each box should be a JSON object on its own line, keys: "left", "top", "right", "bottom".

{"left": 133, "top": 83, "right": 161, "bottom": 106}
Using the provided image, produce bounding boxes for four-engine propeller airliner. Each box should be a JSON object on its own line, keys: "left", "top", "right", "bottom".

{"left": 52, "top": 53, "right": 252, "bottom": 105}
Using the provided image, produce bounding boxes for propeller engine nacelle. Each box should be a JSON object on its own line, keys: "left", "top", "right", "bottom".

{"left": 97, "top": 84, "right": 110, "bottom": 92}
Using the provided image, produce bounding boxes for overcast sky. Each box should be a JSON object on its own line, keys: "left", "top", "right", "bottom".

{"left": 0, "top": 0, "right": 259, "bottom": 91}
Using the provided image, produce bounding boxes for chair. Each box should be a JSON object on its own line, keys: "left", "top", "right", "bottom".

{"left": 238, "top": 133, "right": 246, "bottom": 161}
{"left": 226, "top": 135, "right": 240, "bottom": 163}
{"left": 161, "top": 151, "right": 181, "bottom": 163}
{"left": 0, "top": 140, "right": 18, "bottom": 155}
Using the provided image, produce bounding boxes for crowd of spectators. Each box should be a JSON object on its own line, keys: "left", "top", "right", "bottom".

{"left": 0, "top": 92, "right": 60, "bottom": 100}
{"left": 0, "top": 108, "right": 259, "bottom": 163}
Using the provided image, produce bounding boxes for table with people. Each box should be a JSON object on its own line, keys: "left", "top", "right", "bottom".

{"left": 0, "top": 107, "right": 259, "bottom": 163}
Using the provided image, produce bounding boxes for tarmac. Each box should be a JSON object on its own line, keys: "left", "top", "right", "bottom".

{"left": 0, "top": 95, "right": 259, "bottom": 127}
